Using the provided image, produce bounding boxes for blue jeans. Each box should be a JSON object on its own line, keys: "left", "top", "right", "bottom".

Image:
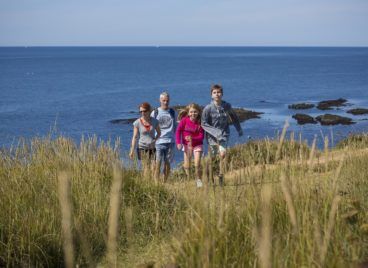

{"left": 155, "top": 143, "right": 174, "bottom": 163}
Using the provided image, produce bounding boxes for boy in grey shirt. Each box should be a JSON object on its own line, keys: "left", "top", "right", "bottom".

{"left": 201, "top": 84, "right": 243, "bottom": 186}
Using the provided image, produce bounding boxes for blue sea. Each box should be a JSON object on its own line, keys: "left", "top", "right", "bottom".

{"left": 1, "top": 47, "right": 368, "bottom": 164}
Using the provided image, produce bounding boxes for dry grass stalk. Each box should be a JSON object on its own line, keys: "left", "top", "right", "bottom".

{"left": 332, "top": 155, "right": 344, "bottom": 195}
{"left": 276, "top": 120, "right": 290, "bottom": 161}
{"left": 324, "top": 136, "right": 329, "bottom": 172}
{"left": 106, "top": 162, "right": 124, "bottom": 267}
{"left": 258, "top": 184, "right": 272, "bottom": 268}
{"left": 57, "top": 171, "right": 75, "bottom": 268}
{"left": 280, "top": 172, "right": 298, "bottom": 233}
{"left": 125, "top": 207, "right": 134, "bottom": 248}
{"left": 320, "top": 195, "right": 341, "bottom": 266}
{"left": 308, "top": 135, "right": 317, "bottom": 169}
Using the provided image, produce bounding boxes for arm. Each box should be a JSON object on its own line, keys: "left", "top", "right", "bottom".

{"left": 155, "top": 125, "right": 161, "bottom": 141}
{"left": 175, "top": 119, "right": 185, "bottom": 150}
{"left": 227, "top": 105, "right": 243, "bottom": 136}
{"left": 129, "top": 126, "right": 139, "bottom": 159}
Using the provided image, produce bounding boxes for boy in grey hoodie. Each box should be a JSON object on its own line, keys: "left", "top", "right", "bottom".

{"left": 201, "top": 84, "right": 243, "bottom": 186}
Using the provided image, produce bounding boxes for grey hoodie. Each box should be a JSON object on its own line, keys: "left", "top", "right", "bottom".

{"left": 201, "top": 100, "right": 242, "bottom": 145}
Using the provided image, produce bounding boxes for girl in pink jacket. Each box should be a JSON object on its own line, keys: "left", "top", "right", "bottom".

{"left": 175, "top": 103, "right": 205, "bottom": 187}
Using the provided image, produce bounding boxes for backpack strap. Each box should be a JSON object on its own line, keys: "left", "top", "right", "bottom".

{"left": 154, "top": 108, "right": 175, "bottom": 120}
{"left": 169, "top": 108, "right": 175, "bottom": 120}
{"left": 153, "top": 108, "right": 159, "bottom": 119}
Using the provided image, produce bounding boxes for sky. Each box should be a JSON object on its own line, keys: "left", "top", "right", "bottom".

{"left": 0, "top": 0, "right": 368, "bottom": 46}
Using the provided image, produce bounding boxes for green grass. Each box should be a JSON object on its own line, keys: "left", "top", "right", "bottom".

{"left": 0, "top": 136, "right": 185, "bottom": 267}
{"left": 1, "top": 133, "right": 368, "bottom": 267}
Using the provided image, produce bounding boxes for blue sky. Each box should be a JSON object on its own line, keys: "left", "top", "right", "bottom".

{"left": 0, "top": 0, "right": 367, "bottom": 46}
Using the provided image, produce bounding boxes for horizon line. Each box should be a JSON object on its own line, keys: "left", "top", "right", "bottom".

{"left": 1, "top": 45, "right": 368, "bottom": 48}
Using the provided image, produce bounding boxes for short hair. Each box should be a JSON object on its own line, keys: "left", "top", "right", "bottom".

{"left": 210, "top": 84, "right": 223, "bottom": 94}
{"left": 139, "top": 102, "right": 151, "bottom": 111}
{"left": 160, "top": 91, "right": 170, "bottom": 99}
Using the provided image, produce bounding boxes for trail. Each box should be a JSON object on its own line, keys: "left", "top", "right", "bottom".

{"left": 120, "top": 146, "right": 368, "bottom": 267}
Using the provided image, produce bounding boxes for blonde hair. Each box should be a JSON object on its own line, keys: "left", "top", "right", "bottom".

{"left": 178, "top": 103, "right": 202, "bottom": 121}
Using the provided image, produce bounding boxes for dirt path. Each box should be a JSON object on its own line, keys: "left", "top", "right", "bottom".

{"left": 224, "top": 147, "right": 368, "bottom": 182}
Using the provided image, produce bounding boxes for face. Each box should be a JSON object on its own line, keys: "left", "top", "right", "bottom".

{"left": 211, "top": 89, "right": 223, "bottom": 102}
{"left": 188, "top": 107, "right": 199, "bottom": 120}
{"left": 160, "top": 95, "right": 170, "bottom": 109}
{"left": 139, "top": 107, "right": 150, "bottom": 118}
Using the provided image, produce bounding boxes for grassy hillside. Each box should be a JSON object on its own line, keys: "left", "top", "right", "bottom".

{"left": 1, "top": 133, "right": 368, "bottom": 267}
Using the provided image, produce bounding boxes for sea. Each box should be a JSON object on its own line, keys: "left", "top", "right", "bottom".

{"left": 1, "top": 46, "right": 368, "bottom": 164}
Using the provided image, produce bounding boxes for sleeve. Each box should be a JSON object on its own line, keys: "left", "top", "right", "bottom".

{"left": 133, "top": 119, "right": 139, "bottom": 128}
{"left": 175, "top": 119, "right": 185, "bottom": 145}
{"left": 227, "top": 103, "right": 242, "bottom": 134}
{"left": 201, "top": 105, "right": 222, "bottom": 141}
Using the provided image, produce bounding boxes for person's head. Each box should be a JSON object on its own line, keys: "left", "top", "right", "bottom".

{"left": 210, "top": 84, "right": 223, "bottom": 102}
{"left": 178, "top": 103, "right": 201, "bottom": 122}
{"left": 187, "top": 103, "right": 202, "bottom": 122}
{"left": 159, "top": 91, "right": 170, "bottom": 110}
{"left": 139, "top": 102, "right": 151, "bottom": 118}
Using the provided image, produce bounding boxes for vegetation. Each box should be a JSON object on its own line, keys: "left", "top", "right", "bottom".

{"left": 1, "top": 132, "right": 368, "bottom": 267}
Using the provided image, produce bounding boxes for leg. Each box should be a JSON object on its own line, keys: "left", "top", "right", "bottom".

{"left": 208, "top": 145, "right": 217, "bottom": 185}
{"left": 155, "top": 145, "right": 164, "bottom": 182}
{"left": 194, "top": 151, "right": 202, "bottom": 180}
{"left": 163, "top": 143, "right": 174, "bottom": 182}
{"left": 163, "top": 161, "right": 170, "bottom": 182}
{"left": 155, "top": 160, "right": 161, "bottom": 182}
{"left": 218, "top": 145, "right": 227, "bottom": 186}
{"left": 183, "top": 150, "right": 191, "bottom": 179}
{"left": 141, "top": 150, "right": 150, "bottom": 178}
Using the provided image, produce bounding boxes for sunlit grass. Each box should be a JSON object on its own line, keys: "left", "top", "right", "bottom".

{"left": 0, "top": 133, "right": 367, "bottom": 267}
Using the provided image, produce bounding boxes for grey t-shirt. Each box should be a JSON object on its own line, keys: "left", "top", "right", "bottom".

{"left": 133, "top": 117, "right": 159, "bottom": 149}
{"left": 151, "top": 108, "right": 176, "bottom": 144}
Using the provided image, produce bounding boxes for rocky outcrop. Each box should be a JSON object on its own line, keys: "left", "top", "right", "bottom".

{"left": 292, "top": 114, "right": 317, "bottom": 125}
{"left": 317, "top": 98, "right": 347, "bottom": 110}
{"left": 110, "top": 106, "right": 263, "bottom": 125}
{"left": 315, "top": 114, "right": 355, "bottom": 125}
{"left": 109, "top": 118, "right": 136, "bottom": 124}
{"left": 231, "top": 108, "right": 263, "bottom": 123}
{"left": 347, "top": 108, "right": 368, "bottom": 115}
{"left": 288, "top": 103, "right": 315, "bottom": 110}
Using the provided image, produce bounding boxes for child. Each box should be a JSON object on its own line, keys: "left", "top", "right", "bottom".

{"left": 175, "top": 103, "right": 205, "bottom": 188}
{"left": 201, "top": 84, "right": 243, "bottom": 186}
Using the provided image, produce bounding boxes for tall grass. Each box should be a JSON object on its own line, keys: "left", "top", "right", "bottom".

{"left": 1, "top": 133, "right": 368, "bottom": 267}
{"left": 0, "top": 136, "right": 185, "bottom": 267}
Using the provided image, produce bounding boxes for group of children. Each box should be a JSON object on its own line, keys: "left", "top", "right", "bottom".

{"left": 129, "top": 84, "right": 243, "bottom": 187}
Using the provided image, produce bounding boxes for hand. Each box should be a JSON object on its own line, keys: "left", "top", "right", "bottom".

{"left": 129, "top": 151, "right": 134, "bottom": 159}
{"left": 238, "top": 129, "right": 243, "bottom": 137}
{"left": 177, "top": 144, "right": 182, "bottom": 151}
{"left": 184, "top": 136, "right": 192, "bottom": 142}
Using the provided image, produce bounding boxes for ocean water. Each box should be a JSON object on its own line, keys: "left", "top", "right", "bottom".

{"left": 1, "top": 46, "right": 368, "bottom": 164}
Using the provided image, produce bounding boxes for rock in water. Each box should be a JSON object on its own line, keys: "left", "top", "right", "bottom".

{"left": 292, "top": 114, "right": 317, "bottom": 125}
{"left": 315, "top": 114, "right": 355, "bottom": 125}
{"left": 347, "top": 108, "right": 368, "bottom": 115}
{"left": 109, "top": 118, "right": 136, "bottom": 124}
{"left": 317, "top": 98, "right": 347, "bottom": 110}
{"left": 288, "top": 103, "right": 315, "bottom": 110}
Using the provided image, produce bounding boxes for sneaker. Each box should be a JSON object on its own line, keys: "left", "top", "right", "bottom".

{"left": 196, "top": 179, "right": 203, "bottom": 188}
{"left": 219, "top": 175, "right": 224, "bottom": 187}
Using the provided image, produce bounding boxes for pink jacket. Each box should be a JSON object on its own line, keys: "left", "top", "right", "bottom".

{"left": 176, "top": 116, "right": 204, "bottom": 147}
